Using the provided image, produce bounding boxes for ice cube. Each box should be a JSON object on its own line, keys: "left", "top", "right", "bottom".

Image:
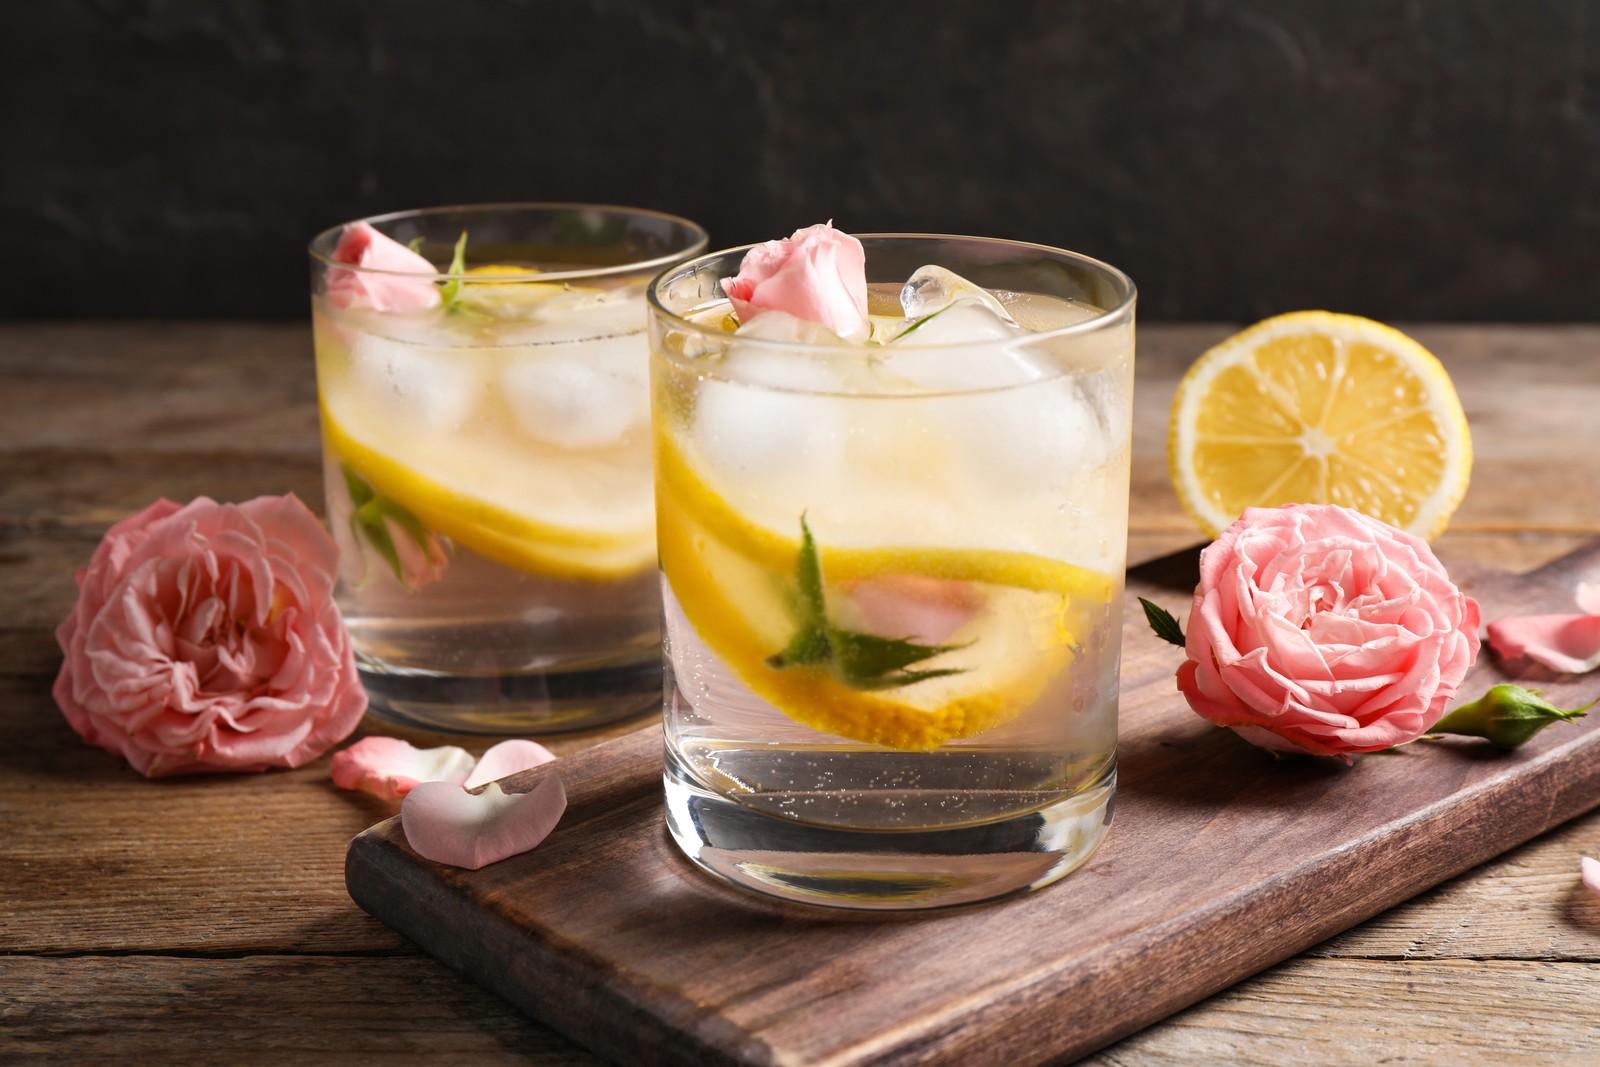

{"left": 348, "top": 333, "right": 485, "bottom": 432}
{"left": 734, "top": 308, "right": 852, "bottom": 347}
{"left": 893, "top": 301, "right": 1022, "bottom": 348}
{"left": 501, "top": 334, "right": 648, "bottom": 449}
{"left": 899, "top": 265, "right": 1019, "bottom": 326}
{"left": 691, "top": 349, "right": 848, "bottom": 517}
{"left": 948, "top": 373, "right": 1126, "bottom": 565}
{"left": 873, "top": 307, "right": 1039, "bottom": 392}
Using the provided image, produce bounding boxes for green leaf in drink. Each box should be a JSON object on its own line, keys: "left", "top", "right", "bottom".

{"left": 766, "top": 514, "right": 969, "bottom": 689}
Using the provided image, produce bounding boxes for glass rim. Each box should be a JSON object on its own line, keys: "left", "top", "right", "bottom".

{"left": 307, "top": 201, "right": 710, "bottom": 284}
{"left": 648, "top": 232, "right": 1137, "bottom": 352}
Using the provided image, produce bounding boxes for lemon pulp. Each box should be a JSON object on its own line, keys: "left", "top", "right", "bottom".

{"left": 1168, "top": 311, "right": 1472, "bottom": 539}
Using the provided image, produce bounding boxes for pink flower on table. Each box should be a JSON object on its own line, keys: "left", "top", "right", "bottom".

{"left": 53, "top": 496, "right": 367, "bottom": 777}
{"left": 326, "top": 222, "right": 442, "bottom": 314}
{"left": 722, "top": 222, "right": 870, "bottom": 340}
{"left": 1176, "top": 504, "right": 1481, "bottom": 760}
{"left": 1487, "top": 583, "right": 1600, "bottom": 675}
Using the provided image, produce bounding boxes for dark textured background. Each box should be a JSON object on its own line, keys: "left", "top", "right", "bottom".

{"left": 6, "top": 0, "right": 1598, "bottom": 321}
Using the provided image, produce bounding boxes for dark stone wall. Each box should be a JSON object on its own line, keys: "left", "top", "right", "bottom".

{"left": 7, "top": 0, "right": 1599, "bottom": 321}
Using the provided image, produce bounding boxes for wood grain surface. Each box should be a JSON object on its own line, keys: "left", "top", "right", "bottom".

{"left": 343, "top": 546, "right": 1600, "bottom": 1066}
{"left": 4, "top": 323, "right": 1600, "bottom": 1065}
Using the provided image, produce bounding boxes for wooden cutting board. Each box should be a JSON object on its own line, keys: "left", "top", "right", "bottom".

{"left": 346, "top": 541, "right": 1600, "bottom": 1067}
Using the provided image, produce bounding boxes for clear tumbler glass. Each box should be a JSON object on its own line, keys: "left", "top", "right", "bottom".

{"left": 651, "top": 234, "right": 1135, "bottom": 909}
{"left": 310, "top": 204, "right": 706, "bottom": 734}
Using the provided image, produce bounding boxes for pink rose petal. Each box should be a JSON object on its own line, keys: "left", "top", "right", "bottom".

{"left": 846, "top": 575, "right": 982, "bottom": 646}
{"left": 1488, "top": 584, "right": 1600, "bottom": 674}
{"left": 1487, "top": 614, "right": 1600, "bottom": 674}
{"left": 463, "top": 739, "right": 558, "bottom": 789}
{"left": 1583, "top": 855, "right": 1600, "bottom": 896}
{"left": 330, "top": 736, "right": 475, "bottom": 800}
{"left": 401, "top": 776, "right": 567, "bottom": 870}
{"left": 326, "top": 222, "right": 442, "bottom": 314}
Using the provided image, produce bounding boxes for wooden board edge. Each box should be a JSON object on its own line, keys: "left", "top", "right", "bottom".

{"left": 877, "top": 732, "right": 1600, "bottom": 1066}
{"left": 345, "top": 822, "right": 776, "bottom": 1067}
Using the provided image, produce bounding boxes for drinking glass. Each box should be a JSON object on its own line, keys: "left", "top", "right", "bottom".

{"left": 309, "top": 204, "right": 707, "bottom": 734}
{"left": 650, "top": 235, "right": 1135, "bottom": 909}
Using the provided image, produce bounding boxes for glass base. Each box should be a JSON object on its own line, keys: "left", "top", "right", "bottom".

{"left": 663, "top": 745, "right": 1115, "bottom": 912}
{"left": 357, "top": 654, "right": 661, "bottom": 736}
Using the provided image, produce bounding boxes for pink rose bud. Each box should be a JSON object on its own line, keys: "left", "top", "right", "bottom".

{"left": 1176, "top": 503, "right": 1481, "bottom": 760}
{"left": 53, "top": 496, "right": 368, "bottom": 776}
{"left": 326, "top": 221, "right": 443, "bottom": 314}
{"left": 1429, "top": 684, "right": 1592, "bottom": 749}
{"left": 721, "top": 221, "right": 870, "bottom": 340}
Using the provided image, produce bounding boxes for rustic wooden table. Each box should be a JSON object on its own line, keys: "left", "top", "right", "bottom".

{"left": 4, "top": 323, "right": 1598, "bottom": 1064}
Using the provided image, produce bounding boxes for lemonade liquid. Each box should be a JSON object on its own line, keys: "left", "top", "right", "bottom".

{"left": 652, "top": 250, "right": 1134, "bottom": 908}
{"left": 314, "top": 277, "right": 660, "bottom": 732}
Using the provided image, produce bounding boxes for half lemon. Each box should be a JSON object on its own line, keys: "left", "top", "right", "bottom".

{"left": 1169, "top": 311, "right": 1472, "bottom": 539}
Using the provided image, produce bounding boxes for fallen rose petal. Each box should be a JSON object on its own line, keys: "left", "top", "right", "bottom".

{"left": 401, "top": 776, "right": 567, "bottom": 870}
{"left": 330, "top": 736, "right": 475, "bottom": 800}
{"left": 1583, "top": 855, "right": 1600, "bottom": 896}
{"left": 1575, "top": 582, "right": 1600, "bottom": 615}
{"left": 1487, "top": 614, "right": 1600, "bottom": 675}
{"left": 463, "top": 739, "right": 558, "bottom": 789}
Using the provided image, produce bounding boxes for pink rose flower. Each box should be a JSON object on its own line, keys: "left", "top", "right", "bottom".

{"left": 1176, "top": 504, "right": 1481, "bottom": 759}
{"left": 54, "top": 496, "right": 368, "bottom": 776}
{"left": 721, "top": 221, "right": 870, "bottom": 340}
{"left": 326, "top": 221, "right": 442, "bottom": 314}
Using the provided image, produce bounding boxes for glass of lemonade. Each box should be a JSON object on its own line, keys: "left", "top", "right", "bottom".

{"left": 650, "top": 234, "right": 1135, "bottom": 909}
{"left": 309, "top": 204, "right": 706, "bottom": 734}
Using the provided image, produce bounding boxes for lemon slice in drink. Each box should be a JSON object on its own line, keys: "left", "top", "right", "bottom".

{"left": 657, "top": 431, "right": 1114, "bottom": 750}
{"left": 1169, "top": 311, "right": 1472, "bottom": 539}
{"left": 322, "top": 404, "right": 654, "bottom": 581}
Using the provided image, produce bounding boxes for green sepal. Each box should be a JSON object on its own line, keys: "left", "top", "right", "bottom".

{"left": 765, "top": 514, "right": 969, "bottom": 691}
{"left": 342, "top": 465, "right": 437, "bottom": 586}
{"left": 1140, "top": 597, "right": 1186, "bottom": 647}
{"left": 831, "top": 629, "right": 971, "bottom": 690}
{"left": 439, "top": 230, "right": 470, "bottom": 312}
{"left": 1430, "top": 684, "right": 1594, "bottom": 749}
